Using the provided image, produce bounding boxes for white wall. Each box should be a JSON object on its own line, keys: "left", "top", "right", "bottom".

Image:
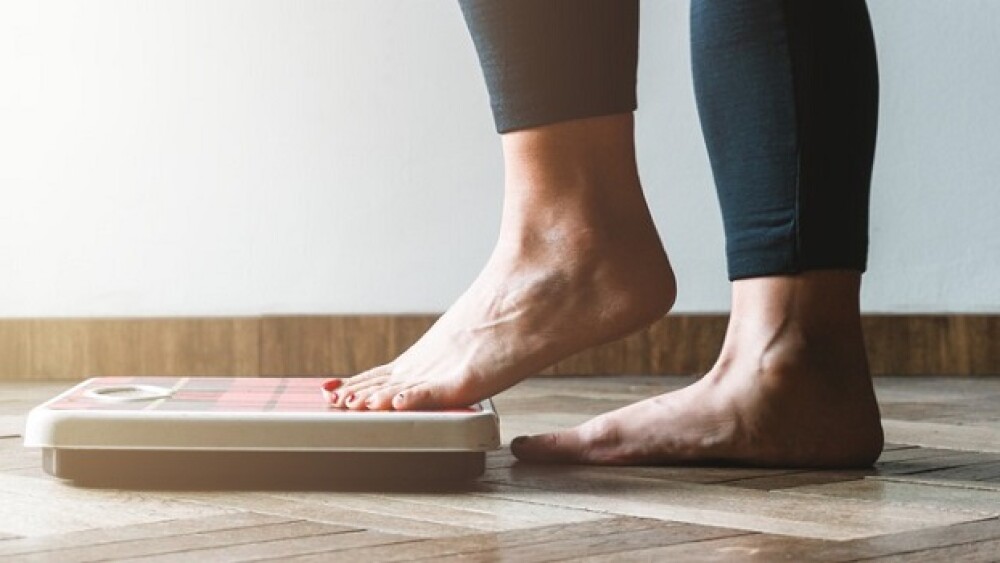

{"left": 1, "top": 0, "right": 997, "bottom": 317}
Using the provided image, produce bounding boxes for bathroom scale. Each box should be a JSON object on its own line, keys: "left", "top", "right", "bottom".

{"left": 23, "top": 377, "right": 501, "bottom": 487}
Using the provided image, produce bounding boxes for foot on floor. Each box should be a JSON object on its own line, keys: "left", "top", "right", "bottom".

{"left": 512, "top": 272, "right": 885, "bottom": 469}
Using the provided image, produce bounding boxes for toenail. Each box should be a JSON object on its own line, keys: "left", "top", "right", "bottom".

{"left": 329, "top": 392, "right": 339, "bottom": 403}
{"left": 346, "top": 393, "right": 355, "bottom": 404}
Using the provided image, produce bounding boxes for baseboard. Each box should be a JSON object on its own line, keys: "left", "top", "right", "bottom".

{"left": 0, "top": 315, "right": 996, "bottom": 380}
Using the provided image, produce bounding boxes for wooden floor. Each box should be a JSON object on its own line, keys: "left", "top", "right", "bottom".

{"left": 2, "top": 376, "right": 1000, "bottom": 562}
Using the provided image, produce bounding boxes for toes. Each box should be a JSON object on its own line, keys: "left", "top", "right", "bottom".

{"left": 364, "top": 381, "right": 419, "bottom": 411}
{"left": 331, "top": 365, "right": 392, "bottom": 407}
{"left": 326, "top": 381, "right": 352, "bottom": 407}
{"left": 344, "top": 388, "right": 375, "bottom": 411}
{"left": 345, "top": 386, "right": 379, "bottom": 410}
{"left": 510, "top": 430, "right": 589, "bottom": 464}
{"left": 511, "top": 419, "right": 622, "bottom": 465}
{"left": 391, "top": 378, "right": 469, "bottom": 411}
{"left": 320, "top": 379, "right": 342, "bottom": 404}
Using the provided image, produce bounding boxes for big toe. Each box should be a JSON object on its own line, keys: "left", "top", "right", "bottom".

{"left": 511, "top": 416, "right": 632, "bottom": 465}
{"left": 510, "top": 430, "right": 591, "bottom": 464}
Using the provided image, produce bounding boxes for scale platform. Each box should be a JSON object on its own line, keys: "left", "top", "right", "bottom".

{"left": 24, "top": 377, "right": 501, "bottom": 488}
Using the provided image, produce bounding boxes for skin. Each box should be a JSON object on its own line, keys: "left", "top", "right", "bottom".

{"left": 327, "top": 113, "right": 884, "bottom": 468}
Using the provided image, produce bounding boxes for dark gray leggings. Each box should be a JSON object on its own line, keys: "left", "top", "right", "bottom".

{"left": 459, "top": 0, "right": 879, "bottom": 280}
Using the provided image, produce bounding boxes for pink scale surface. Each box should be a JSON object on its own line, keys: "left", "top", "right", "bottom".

{"left": 47, "top": 376, "right": 479, "bottom": 414}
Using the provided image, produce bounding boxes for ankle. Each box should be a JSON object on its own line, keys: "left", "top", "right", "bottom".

{"left": 731, "top": 271, "right": 862, "bottom": 338}
{"left": 499, "top": 115, "right": 650, "bottom": 231}
{"left": 719, "top": 270, "right": 869, "bottom": 379}
{"left": 501, "top": 114, "right": 639, "bottom": 189}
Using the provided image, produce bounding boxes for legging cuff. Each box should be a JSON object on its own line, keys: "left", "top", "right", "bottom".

{"left": 459, "top": 0, "right": 640, "bottom": 133}
{"left": 727, "top": 250, "right": 869, "bottom": 281}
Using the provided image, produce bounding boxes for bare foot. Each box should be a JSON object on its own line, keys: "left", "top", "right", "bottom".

{"left": 328, "top": 115, "right": 676, "bottom": 411}
{"left": 511, "top": 272, "right": 885, "bottom": 468}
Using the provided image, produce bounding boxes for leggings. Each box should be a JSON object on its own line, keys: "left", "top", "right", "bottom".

{"left": 458, "top": 0, "right": 879, "bottom": 280}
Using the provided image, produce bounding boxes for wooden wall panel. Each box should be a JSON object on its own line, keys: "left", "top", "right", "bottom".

{"left": 862, "top": 315, "right": 1000, "bottom": 376}
{"left": 259, "top": 316, "right": 435, "bottom": 376}
{"left": 0, "top": 315, "right": 996, "bottom": 380}
{"left": 648, "top": 315, "right": 731, "bottom": 375}
{"left": 0, "top": 318, "right": 259, "bottom": 380}
{"left": 538, "top": 316, "right": 730, "bottom": 376}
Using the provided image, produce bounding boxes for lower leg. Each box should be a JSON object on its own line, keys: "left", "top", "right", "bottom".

{"left": 512, "top": 0, "right": 881, "bottom": 467}
{"left": 330, "top": 114, "right": 675, "bottom": 410}
{"left": 326, "top": 0, "right": 656, "bottom": 410}
{"left": 513, "top": 270, "right": 883, "bottom": 468}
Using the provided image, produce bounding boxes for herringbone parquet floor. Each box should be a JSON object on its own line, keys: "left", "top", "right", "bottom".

{"left": 2, "top": 376, "right": 999, "bottom": 562}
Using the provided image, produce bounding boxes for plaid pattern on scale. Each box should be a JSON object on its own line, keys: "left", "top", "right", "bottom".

{"left": 47, "top": 377, "right": 481, "bottom": 414}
